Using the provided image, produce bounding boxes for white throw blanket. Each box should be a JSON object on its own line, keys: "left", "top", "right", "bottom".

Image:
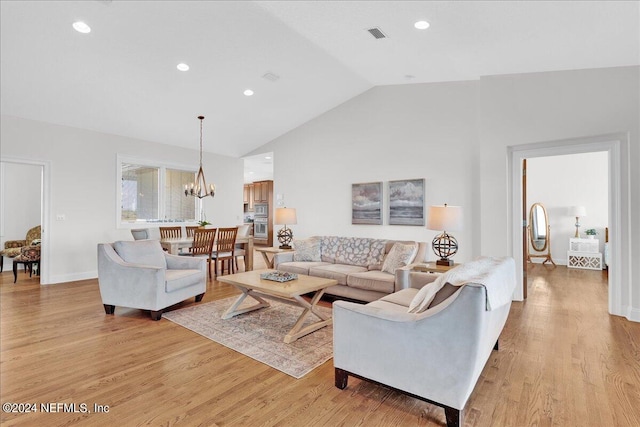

{"left": 409, "top": 256, "right": 516, "bottom": 312}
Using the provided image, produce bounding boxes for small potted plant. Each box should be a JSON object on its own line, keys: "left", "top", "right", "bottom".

{"left": 585, "top": 228, "right": 597, "bottom": 239}
{"left": 198, "top": 219, "right": 212, "bottom": 229}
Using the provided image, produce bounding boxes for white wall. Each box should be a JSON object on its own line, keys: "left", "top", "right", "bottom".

{"left": 251, "top": 65, "right": 638, "bottom": 321}
{"left": 0, "top": 162, "right": 42, "bottom": 247}
{"left": 0, "top": 115, "right": 245, "bottom": 283}
{"left": 249, "top": 81, "right": 479, "bottom": 263}
{"left": 527, "top": 152, "right": 608, "bottom": 264}
{"left": 478, "top": 66, "right": 639, "bottom": 320}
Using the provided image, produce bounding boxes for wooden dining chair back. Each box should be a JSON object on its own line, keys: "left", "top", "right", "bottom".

{"left": 182, "top": 228, "right": 216, "bottom": 278}
{"left": 185, "top": 226, "right": 199, "bottom": 238}
{"left": 212, "top": 227, "right": 238, "bottom": 277}
{"left": 159, "top": 226, "right": 182, "bottom": 239}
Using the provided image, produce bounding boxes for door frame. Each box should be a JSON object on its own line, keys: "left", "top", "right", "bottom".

{"left": 0, "top": 156, "right": 51, "bottom": 285}
{"left": 507, "top": 132, "right": 631, "bottom": 319}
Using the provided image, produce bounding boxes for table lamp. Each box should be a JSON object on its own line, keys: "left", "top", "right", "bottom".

{"left": 567, "top": 206, "right": 586, "bottom": 238}
{"left": 275, "top": 207, "right": 297, "bottom": 249}
{"left": 427, "top": 204, "right": 463, "bottom": 266}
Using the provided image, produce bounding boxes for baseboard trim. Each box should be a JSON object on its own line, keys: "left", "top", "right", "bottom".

{"left": 45, "top": 271, "right": 97, "bottom": 285}
{"left": 626, "top": 306, "right": 640, "bottom": 323}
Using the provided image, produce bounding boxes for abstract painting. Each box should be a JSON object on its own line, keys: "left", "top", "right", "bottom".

{"left": 352, "top": 182, "right": 383, "bottom": 225}
{"left": 388, "top": 179, "right": 425, "bottom": 225}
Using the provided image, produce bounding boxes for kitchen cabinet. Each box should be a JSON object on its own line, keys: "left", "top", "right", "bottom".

{"left": 243, "top": 184, "right": 254, "bottom": 211}
{"left": 253, "top": 180, "right": 272, "bottom": 203}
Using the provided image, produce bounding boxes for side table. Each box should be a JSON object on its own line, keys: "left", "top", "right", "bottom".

{"left": 255, "top": 247, "right": 293, "bottom": 269}
{"left": 567, "top": 238, "right": 602, "bottom": 270}
{"left": 411, "top": 262, "right": 457, "bottom": 274}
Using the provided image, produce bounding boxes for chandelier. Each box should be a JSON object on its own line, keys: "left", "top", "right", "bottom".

{"left": 185, "top": 115, "right": 216, "bottom": 199}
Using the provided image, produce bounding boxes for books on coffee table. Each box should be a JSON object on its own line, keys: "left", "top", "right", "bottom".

{"left": 260, "top": 271, "right": 298, "bottom": 282}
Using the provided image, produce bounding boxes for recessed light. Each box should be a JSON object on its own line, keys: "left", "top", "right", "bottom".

{"left": 243, "top": 89, "right": 254, "bottom": 96}
{"left": 414, "top": 21, "right": 430, "bottom": 30}
{"left": 177, "top": 63, "right": 189, "bottom": 71}
{"left": 72, "top": 21, "right": 91, "bottom": 34}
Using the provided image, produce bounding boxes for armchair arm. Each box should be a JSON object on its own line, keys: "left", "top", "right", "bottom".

{"left": 273, "top": 251, "right": 294, "bottom": 268}
{"left": 165, "top": 253, "right": 206, "bottom": 272}
{"left": 395, "top": 265, "right": 439, "bottom": 290}
{"left": 4, "top": 239, "right": 27, "bottom": 250}
{"left": 97, "top": 244, "right": 166, "bottom": 309}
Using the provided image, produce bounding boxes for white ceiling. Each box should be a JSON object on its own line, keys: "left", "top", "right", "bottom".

{"left": 1, "top": 1, "right": 638, "bottom": 158}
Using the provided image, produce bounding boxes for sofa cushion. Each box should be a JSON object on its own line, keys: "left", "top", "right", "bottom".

{"left": 378, "top": 287, "right": 419, "bottom": 308}
{"left": 408, "top": 281, "right": 441, "bottom": 313}
{"left": 367, "top": 239, "right": 387, "bottom": 270}
{"left": 278, "top": 261, "right": 331, "bottom": 275}
{"left": 293, "top": 237, "right": 322, "bottom": 262}
{"left": 320, "top": 236, "right": 341, "bottom": 263}
{"left": 309, "top": 264, "right": 367, "bottom": 285}
{"left": 381, "top": 242, "right": 418, "bottom": 274}
{"left": 113, "top": 240, "right": 166, "bottom": 269}
{"left": 165, "top": 269, "right": 203, "bottom": 292}
{"left": 346, "top": 270, "right": 396, "bottom": 294}
{"left": 334, "top": 237, "right": 373, "bottom": 267}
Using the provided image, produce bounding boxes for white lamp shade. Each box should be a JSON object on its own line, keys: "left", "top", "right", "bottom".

{"left": 568, "top": 206, "right": 587, "bottom": 217}
{"left": 427, "top": 205, "right": 463, "bottom": 232}
{"left": 275, "top": 208, "right": 297, "bottom": 225}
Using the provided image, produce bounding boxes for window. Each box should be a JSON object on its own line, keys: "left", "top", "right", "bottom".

{"left": 118, "top": 157, "right": 198, "bottom": 226}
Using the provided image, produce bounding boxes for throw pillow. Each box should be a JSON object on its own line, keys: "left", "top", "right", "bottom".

{"left": 408, "top": 281, "right": 441, "bottom": 313}
{"left": 293, "top": 238, "right": 322, "bottom": 262}
{"left": 381, "top": 242, "right": 418, "bottom": 274}
{"left": 113, "top": 240, "right": 166, "bottom": 269}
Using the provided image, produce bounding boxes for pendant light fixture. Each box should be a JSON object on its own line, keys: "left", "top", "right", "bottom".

{"left": 185, "top": 115, "right": 216, "bottom": 199}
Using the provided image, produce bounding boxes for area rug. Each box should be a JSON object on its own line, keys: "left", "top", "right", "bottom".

{"left": 163, "top": 296, "right": 333, "bottom": 378}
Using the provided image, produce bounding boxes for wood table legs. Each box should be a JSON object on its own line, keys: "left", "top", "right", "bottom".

{"left": 221, "top": 286, "right": 332, "bottom": 343}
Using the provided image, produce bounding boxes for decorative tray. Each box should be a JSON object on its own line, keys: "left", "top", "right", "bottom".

{"left": 260, "top": 271, "right": 298, "bottom": 282}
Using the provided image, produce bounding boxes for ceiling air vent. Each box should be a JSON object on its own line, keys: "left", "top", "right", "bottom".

{"left": 366, "top": 27, "right": 387, "bottom": 39}
{"left": 262, "top": 72, "right": 280, "bottom": 82}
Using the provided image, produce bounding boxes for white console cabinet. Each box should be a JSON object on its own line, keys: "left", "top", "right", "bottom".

{"left": 567, "top": 238, "right": 602, "bottom": 270}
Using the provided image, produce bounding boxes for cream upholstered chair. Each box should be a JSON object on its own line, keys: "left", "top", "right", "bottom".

{"left": 333, "top": 257, "right": 516, "bottom": 427}
{"left": 131, "top": 228, "right": 150, "bottom": 240}
{"left": 234, "top": 224, "right": 251, "bottom": 270}
{"left": 1, "top": 225, "right": 41, "bottom": 273}
{"left": 97, "top": 240, "right": 206, "bottom": 320}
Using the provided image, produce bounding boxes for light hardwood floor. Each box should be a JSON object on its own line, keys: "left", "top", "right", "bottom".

{"left": 1, "top": 259, "right": 639, "bottom": 426}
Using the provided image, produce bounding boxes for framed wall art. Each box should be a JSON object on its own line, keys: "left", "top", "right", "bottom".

{"left": 388, "top": 178, "right": 425, "bottom": 226}
{"left": 352, "top": 182, "right": 383, "bottom": 225}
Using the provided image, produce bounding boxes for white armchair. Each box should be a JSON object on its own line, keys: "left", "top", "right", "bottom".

{"left": 333, "top": 257, "right": 516, "bottom": 427}
{"left": 97, "top": 240, "right": 206, "bottom": 320}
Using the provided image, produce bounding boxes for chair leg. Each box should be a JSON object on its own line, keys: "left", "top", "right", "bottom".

{"left": 1, "top": 255, "right": 3, "bottom": 272}
{"left": 335, "top": 368, "right": 349, "bottom": 389}
{"left": 444, "top": 407, "right": 462, "bottom": 427}
{"left": 13, "top": 261, "right": 18, "bottom": 283}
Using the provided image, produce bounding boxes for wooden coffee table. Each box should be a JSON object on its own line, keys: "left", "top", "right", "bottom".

{"left": 218, "top": 269, "right": 337, "bottom": 343}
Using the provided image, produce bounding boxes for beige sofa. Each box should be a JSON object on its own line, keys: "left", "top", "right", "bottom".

{"left": 273, "top": 236, "right": 430, "bottom": 302}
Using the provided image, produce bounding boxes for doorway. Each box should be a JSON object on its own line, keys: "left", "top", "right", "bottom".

{"left": 508, "top": 133, "right": 631, "bottom": 319}
{"left": 0, "top": 157, "right": 50, "bottom": 284}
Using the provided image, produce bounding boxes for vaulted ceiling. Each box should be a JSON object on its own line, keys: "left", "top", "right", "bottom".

{"left": 1, "top": 1, "right": 638, "bottom": 158}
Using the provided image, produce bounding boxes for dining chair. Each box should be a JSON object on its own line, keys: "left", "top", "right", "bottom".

{"left": 212, "top": 227, "right": 238, "bottom": 277}
{"left": 131, "top": 228, "right": 150, "bottom": 240}
{"left": 234, "top": 224, "right": 251, "bottom": 271}
{"left": 159, "top": 226, "right": 182, "bottom": 239}
{"left": 181, "top": 228, "right": 216, "bottom": 279}
{"left": 185, "top": 226, "right": 199, "bottom": 238}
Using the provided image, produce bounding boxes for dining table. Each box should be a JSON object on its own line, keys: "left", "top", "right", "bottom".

{"left": 160, "top": 235, "right": 254, "bottom": 271}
